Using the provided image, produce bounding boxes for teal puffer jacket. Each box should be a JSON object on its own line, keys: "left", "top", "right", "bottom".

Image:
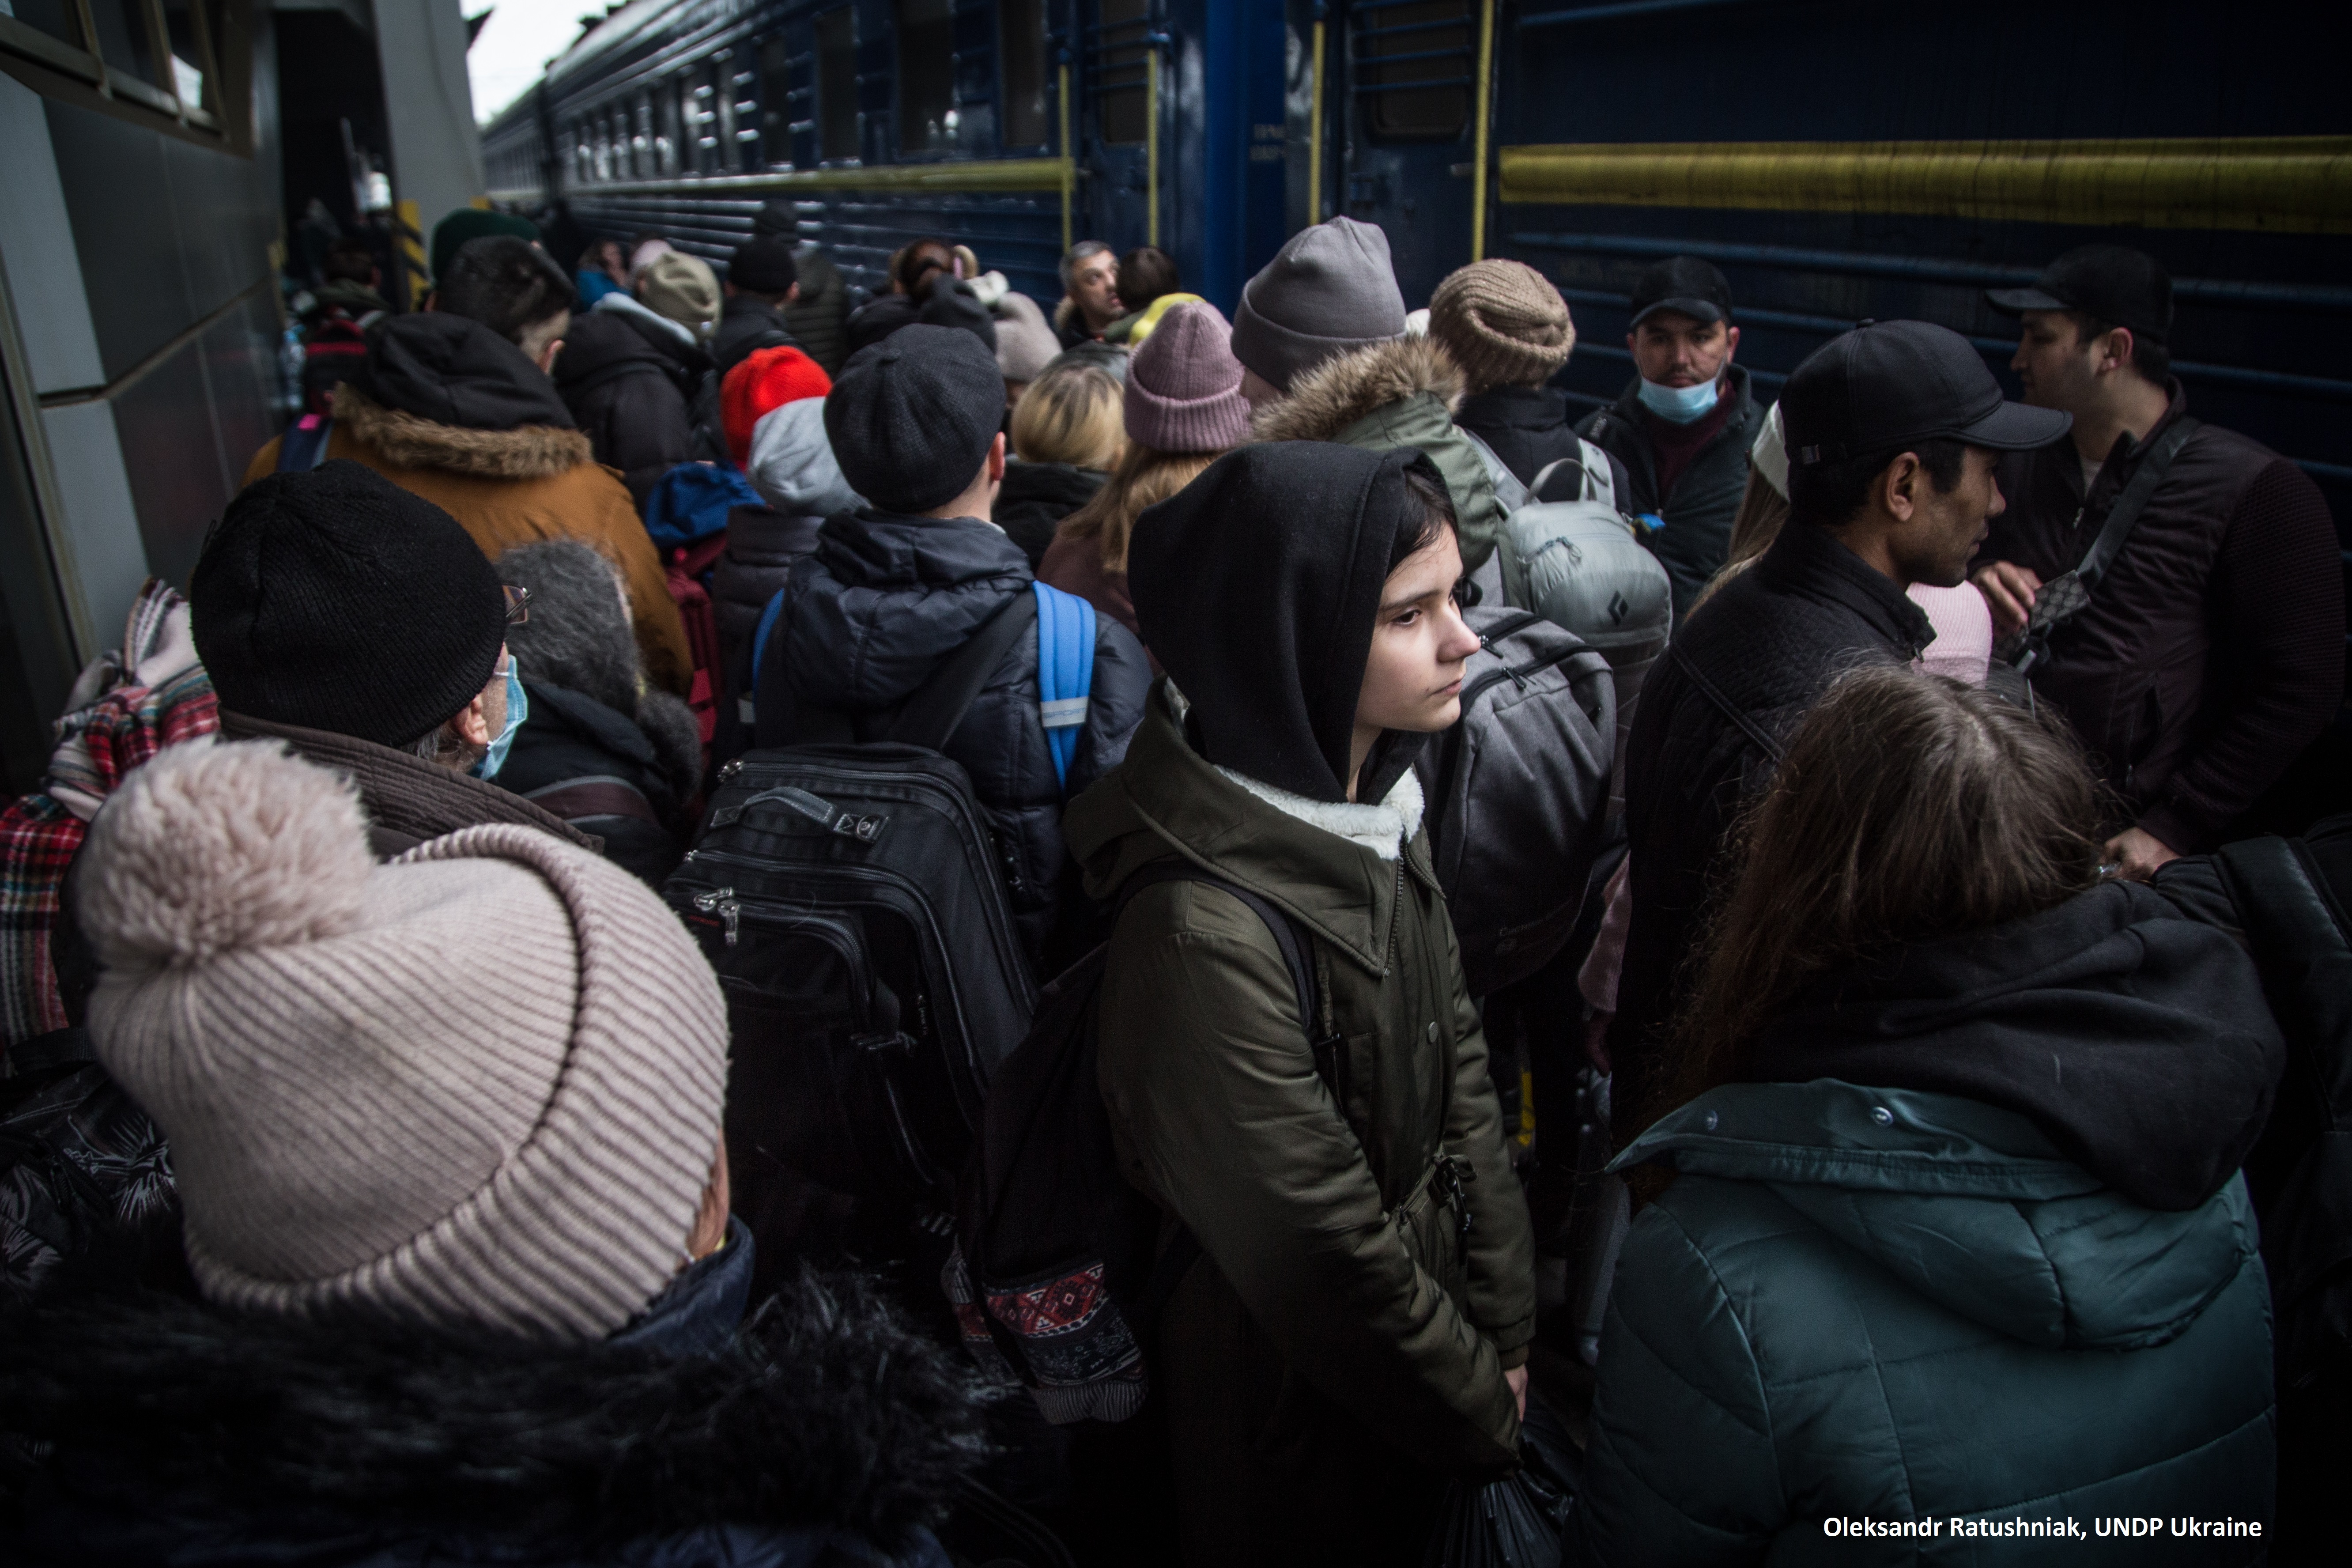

{"left": 1573, "top": 1080, "right": 2274, "bottom": 1566}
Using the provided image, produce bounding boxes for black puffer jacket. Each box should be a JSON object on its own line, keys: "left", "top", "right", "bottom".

{"left": 712, "top": 505, "right": 824, "bottom": 671}
{"left": 0, "top": 1245, "right": 985, "bottom": 1567}
{"left": 753, "top": 509, "right": 1152, "bottom": 961}
{"left": 1612, "top": 520, "right": 1932, "bottom": 1141}
{"left": 781, "top": 245, "right": 851, "bottom": 375}
{"left": 713, "top": 294, "right": 800, "bottom": 381}
{"left": 552, "top": 310, "right": 696, "bottom": 514}
{"left": 500, "top": 684, "right": 695, "bottom": 887}
{"left": 995, "top": 461, "right": 1105, "bottom": 569}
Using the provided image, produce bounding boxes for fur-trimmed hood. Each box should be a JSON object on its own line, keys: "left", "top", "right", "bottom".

{"left": 0, "top": 1267, "right": 989, "bottom": 1556}
{"left": 1250, "top": 334, "right": 1463, "bottom": 445}
{"left": 338, "top": 382, "right": 595, "bottom": 480}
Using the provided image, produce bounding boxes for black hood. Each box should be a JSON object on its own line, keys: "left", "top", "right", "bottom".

{"left": 1744, "top": 880, "right": 2285, "bottom": 1211}
{"left": 1129, "top": 442, "right": 1437, "bottom": 804}
{"left": 0, "top": 1264, "right": 987, "bottom": 1552}
{"left": 551, "top": 308, "right": 675, "bottom": 402}
{"left": 782, "top": 511, "right": 1031, "bottom": 711}
{"left": 355, "top": 312, "right": 575, "bottom": 432}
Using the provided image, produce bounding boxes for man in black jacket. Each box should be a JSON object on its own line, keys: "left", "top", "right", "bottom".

{"left": 715, "top": 235, "right": 803, "bottom": 379}
{"left": 551, "top": 311, "right": 698, "bottom": 513}
{"left": 1576, "top": 257, "right": 1764, "bottom": 623}
{"left": 1608, "top": 321, "right": 2068, "bottom": 1141}
{"left": 753, "top": 326, "right": 1151, "bottom": 965}
{"left": 1972, "top": 245, "right": 2344, "bottom": 878}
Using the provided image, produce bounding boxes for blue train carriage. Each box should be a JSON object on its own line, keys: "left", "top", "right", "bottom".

{"left": 478, "top": 0, "right": 1298, "bottom": 320}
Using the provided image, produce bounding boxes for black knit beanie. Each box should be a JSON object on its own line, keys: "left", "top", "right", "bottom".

{"left": 823, "top": 324, "right": 1005, "bottom": 514}
{"left": 1129, "top": 442, "right": 1439, "bottom": 804}
{"left": 192, "top": 460, "right": 507, "bottom": 747}
{"left": 729, "top": 236, "right": 800, "bottom": 295}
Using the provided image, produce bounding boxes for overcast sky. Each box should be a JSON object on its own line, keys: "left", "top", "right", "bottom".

{"left": 467, "top": 0, "right": 604, "bottom": 126}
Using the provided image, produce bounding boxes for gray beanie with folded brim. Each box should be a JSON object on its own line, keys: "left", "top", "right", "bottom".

{"left": 1229, "top": 217, "right": 1408, "bottom": 393}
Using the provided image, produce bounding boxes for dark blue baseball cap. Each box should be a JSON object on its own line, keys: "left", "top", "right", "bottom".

{"left": 1783, "top": 320, "right": 2070, "bottom": 468}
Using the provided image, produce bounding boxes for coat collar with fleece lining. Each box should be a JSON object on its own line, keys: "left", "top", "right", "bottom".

{"left": 1168, "top": 683, "right": 1423, "bottom": 859}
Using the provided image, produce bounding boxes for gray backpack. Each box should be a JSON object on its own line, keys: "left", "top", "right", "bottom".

{"left": 1416, "top": 605, "right": 1616, "bottom": 997}
{"left": 1459, "top": 429, "right": 1672, "bottom": 803}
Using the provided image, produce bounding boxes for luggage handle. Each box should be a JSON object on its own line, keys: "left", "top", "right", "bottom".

{"left": 711, "top": 782, "right": 890, "bottom": 842}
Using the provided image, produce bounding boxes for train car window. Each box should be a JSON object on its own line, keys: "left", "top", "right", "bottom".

{"left": 816, "top": 8, "right": 858, "bottom": 161}
{"left": 634, "top": 92, "right": 655, "bottom": 178}
{"left": 88, "top": 0, "right": 163, "bottom": 89}
{"left": 160, "top": 0, "right": 213, "bottom": 108}
{"left": 595, "top": 114, "right": 614, "bottom": 182}
{"left": 4, "top": 1, "right": 85, "bottom": 48}
{"left": 759, "top": 35, "right": 798, "bottom": 166}
{"left": 1093, "top": 0, "right": 1150, "bottom": 146}
{"left": 897, "top": 0, "right": 956, "bottom": 155}
{"left": 658, "top": 77, "right": 683, "bottom": 174}
{"left": 1358, "top": 0, "right": 1469, "bottom": 141}
{"left": 1000, "top": 0, "right": 1048, "bottom": 147}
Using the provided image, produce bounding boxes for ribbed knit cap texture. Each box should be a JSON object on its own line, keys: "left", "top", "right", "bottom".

{"left": 1228, "top": 217, "right": 1406, "bottom": 393}
{"left": 1427, "top": 260, "right": 1575, "bottom": 393}
{"left": 640, "top": 250, "right": 721, "bottom": 336}
{"left": 191, "top": 459, "right": 506, "bottom": 748}
{"left": 80, "top": 740, "right": 729, "bottom": 1341}
{"left": 723, "top": 345, "right": 834, "bottom": 466}
{"left": 824, "top": 324, "right": 1007, "bottom": 513}
{"left": 1123, "top": 302, "right": 1251, "bottom": 454}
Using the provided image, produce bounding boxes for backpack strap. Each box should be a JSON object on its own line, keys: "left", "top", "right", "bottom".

{"left": 1526, "top": 436, "right": 1618, "bottom": 508}
{"left": 1456, "top": 427, "right": 1531, "bottom": 514}
{"left": 1667, "top": 640, "right": 1787, "bottom": 766}
{"left": 276, "top": 416, "right": 333, "bottom": 472}
{"left": 2011, "top": 418, "right": 2199, "bottom": 674}
{"left": 1032, "top": 581, "right": 1096, "bottom": 792}
{"left": 884, "top": 590, "right": 1040, "bottom": 750}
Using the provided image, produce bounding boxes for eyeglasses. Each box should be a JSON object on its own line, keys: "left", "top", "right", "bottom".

{"left": 503, "top": 584, "right": 531, "bottom": 626}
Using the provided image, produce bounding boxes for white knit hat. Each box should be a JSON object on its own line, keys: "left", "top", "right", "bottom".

{"left": 78, "top": 739, "right": 729, "bottom": 1341}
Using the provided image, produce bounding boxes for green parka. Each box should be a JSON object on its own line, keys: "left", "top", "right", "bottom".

{"left": 1574, "top": 1080, "right": 2276, "bottom": 1566}
{"left": 1065, "top": 685, "right": 1537, "bottom": 1564}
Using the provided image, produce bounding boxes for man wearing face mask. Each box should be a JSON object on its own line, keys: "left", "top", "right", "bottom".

{"left": 191, "top": 461, "right": 598, "bottom": 861}
{"left": 1577, "top": 257, "right": 1765, "bottom": 622}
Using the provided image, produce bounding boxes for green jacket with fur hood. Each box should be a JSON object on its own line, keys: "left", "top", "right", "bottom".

{"left": 1065, "top": 684, "right": 1537, "bottom": 1559}
{"left": 1253, "top": 336, "right": 1510, "bottom": 573}
{"left": 1574, "top": 1080, "right": 2274, "bottom": 1566}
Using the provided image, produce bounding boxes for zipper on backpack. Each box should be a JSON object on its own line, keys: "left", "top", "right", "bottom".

{"left": 691, "top": 885, "right": 740, "bottom": 945}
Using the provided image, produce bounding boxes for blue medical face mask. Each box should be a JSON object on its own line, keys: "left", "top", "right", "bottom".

{"left": 472, "top": 659, "right": 527, "bottom": 779}
{"left": 1636, "top": 375, "right": 1722, "bottom": 424}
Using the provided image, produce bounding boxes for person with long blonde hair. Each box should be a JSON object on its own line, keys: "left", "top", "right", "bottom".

{"left": 1574, "top": 663, "right": 2280, "bottom": 1562}
{"left": 1042, "top": 302, "right": 1253, "bottom": 641}
{"left": 998, "top": 359, "right": 1125, "bottom": 565}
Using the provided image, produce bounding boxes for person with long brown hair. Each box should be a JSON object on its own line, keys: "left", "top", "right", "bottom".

{"left": 1571, "top": 663, "right": 2281, "bottom": 1563}
{"left": 1042, "top": 302, "right": 1252, "bottom": 640}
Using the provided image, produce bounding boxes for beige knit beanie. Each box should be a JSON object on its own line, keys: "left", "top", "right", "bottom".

{"left": 640, "top": 249, "right": 722, "bottom": 340}
{"left": 1427, "top": 260, "right": 1576, "bottom": 394}
{"left": 79, "top": 739, "right": 728, "bottom": 1342}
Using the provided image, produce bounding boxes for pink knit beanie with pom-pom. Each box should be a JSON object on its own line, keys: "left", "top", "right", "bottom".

{"left": 77, "top": 738, "right": 728, "bottom": 1341}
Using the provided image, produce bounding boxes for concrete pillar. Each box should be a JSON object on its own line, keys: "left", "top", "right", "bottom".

{"left": 374, "top": 0, "right": 484, "bottom": 244}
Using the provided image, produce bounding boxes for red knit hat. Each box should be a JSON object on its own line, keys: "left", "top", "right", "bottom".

{"left": 722, "top": 347, "right": 832, "bottom": 466}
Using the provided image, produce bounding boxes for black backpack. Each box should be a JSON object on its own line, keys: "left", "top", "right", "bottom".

{"left": 1416, "top": 605, "right": 1616, "bottom": 997}
{"left": 664, "top": 595, "right": 1044, "bottom": 1281}
{"left": 944, "top": 862, "right": 1324, "bottom": 1426}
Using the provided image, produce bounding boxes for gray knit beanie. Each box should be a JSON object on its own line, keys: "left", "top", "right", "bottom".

{"left": 79, "top": 739, "right": 729, "bottom": 1342}
{"left": 1229, "top": 217, "right": 1408, "bottom": 393}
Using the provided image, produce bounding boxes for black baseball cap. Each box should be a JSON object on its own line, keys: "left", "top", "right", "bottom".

{"left": 1629, "top": 256, "right": 1733, "bottom": 326}
{"left": 1783, "top": 320, "right": 2070, "bottom": 468}
{"left": 1985, "top": 245, "right": 2174, "bottom": 344}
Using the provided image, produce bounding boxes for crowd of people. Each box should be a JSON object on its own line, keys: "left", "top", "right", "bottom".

{"left": 0, "top": 199, "right": 2343, "bottom": 1568}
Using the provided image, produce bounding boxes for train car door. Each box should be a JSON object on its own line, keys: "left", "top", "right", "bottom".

{"left": 1334, "top": 0, "right": 1479, "bottom": 307}
{"left": 1077, "top": 0, "right": 1159, "bottom": 256}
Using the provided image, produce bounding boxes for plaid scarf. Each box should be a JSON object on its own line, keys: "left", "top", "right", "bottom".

{"left": 0, "top": 580, "right": 217, "bottom": 1055}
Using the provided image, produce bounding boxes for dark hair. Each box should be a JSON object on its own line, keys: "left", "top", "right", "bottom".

{"left": 1115, "top": 246, "right": 1182, "bottom": 313}
{"left": 321, "top": 239, "right": 376, "bottom": 286}
{"left": 1787, "top": 436, "right": 1969, "bottom": 529}
{"left": 894, "top": 238, "right": 955, "bottom": 295}
{"left": 2067, "top": 310, "right": 2171, "bottom": 387}
{"left": 1666, "top": 665, "right": 2104, "bottom": 1118}
{"left": 1059, "top": 238, "right": 1113, "bottom": 289}
{"left": 435, "top": 236, "right": 572, "bottom": 346}
{"left": 1388, "top": 464, "right": 1460, "bottom": 574}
